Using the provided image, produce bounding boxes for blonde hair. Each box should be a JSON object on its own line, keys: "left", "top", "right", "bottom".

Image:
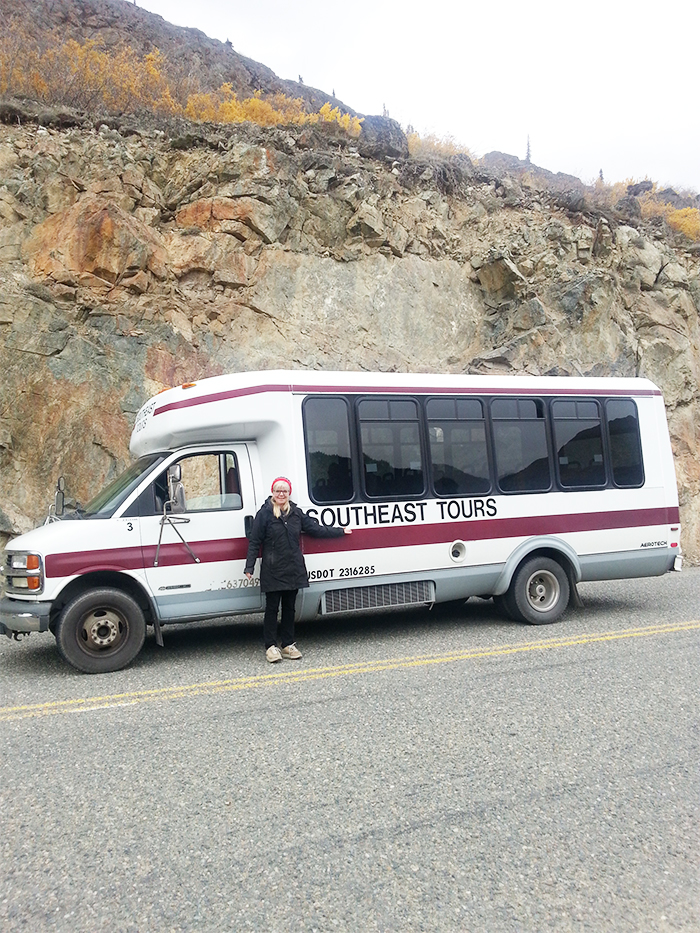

{"left": 272, "top": 499, "right": 291, "bottom": 519}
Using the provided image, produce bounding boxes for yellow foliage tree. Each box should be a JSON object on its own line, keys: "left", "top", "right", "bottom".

{"left": 317, "top": 102, "right": 362, "bottom": 136}
{"left": 183, "top": 85, "right": 361, "bottom": 133}
{"left": 667, "top": 208, "right": 700, "bottom": 240}
{"left": 0, "top": 28, "right": 361, "bottom": 136}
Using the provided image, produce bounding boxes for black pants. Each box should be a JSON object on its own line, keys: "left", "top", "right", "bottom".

{"left": 263, "top": 590, "right": 298, "bottom": 649}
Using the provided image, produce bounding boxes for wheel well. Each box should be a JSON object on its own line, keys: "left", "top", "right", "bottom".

{"left": 515, "top": 548, "right": 576, "bottom": 589}
{"left": 49, "top": 573, "right": 155, "bottom": 630}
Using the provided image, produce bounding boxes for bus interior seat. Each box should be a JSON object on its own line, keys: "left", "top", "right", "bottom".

{"left": 225, "top": 467, "right": 240, "bottom": 495}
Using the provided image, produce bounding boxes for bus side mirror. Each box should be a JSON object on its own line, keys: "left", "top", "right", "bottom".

{"left": 55, "top": 476, "right": 66, "bottom": 517}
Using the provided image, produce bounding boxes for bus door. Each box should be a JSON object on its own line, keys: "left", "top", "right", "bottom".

{"left": 136, "top": 445, "right": 263, "bottom": 620}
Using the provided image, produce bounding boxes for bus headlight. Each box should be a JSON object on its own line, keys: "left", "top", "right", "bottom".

{"left": 11, "top": 554, "right": 41, "bottom": 570}
{"left": 4, "top": 552, "right": 44, "bottom": 594}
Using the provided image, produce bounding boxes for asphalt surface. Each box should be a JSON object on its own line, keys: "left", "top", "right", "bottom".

{"left": 1, "top": 569, "right": 698, "bottom": 932}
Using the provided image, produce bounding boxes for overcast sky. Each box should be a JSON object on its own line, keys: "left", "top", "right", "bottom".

{"left": 136, "top": 0, "right": 699, "bottom": 193}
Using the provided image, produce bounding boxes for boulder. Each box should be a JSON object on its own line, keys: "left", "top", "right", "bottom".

{"left": 477, "top": 255, "right": 528, "bottom": 302}
{"left": 23, "top": 197, "right": 168, "bottom": 283}
{"left": 357, "top": 116, "right": 408, "bottom": 160}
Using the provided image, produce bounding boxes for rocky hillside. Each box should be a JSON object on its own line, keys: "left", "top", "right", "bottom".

{"left": 0, "top": 108, "right": 698, "bottom": 561}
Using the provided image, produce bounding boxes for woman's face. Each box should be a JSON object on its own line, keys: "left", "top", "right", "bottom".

{"left": 272, "top": 483, "right": 291, "bottom": 506}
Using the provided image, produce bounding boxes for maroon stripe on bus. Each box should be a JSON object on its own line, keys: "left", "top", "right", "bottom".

{"left": 45, "top": 537, "right": 249, "bottom": 578}
{"left": 45, "top": 547, "right": 144, "bottom": 577}
{"left": 155, "top": 384, "right": 292, "bottom": 416}
{"left": 45, "top": 506, "right": 677, "bottom": 577}
{"left": 292, "top": 384, "right": 661, "bottom": 398}
{"left": 154, "top": 382, "right": 661, "bottom": 416}
{"left": 302, "top": 506, "right": 680, "bottom": 553}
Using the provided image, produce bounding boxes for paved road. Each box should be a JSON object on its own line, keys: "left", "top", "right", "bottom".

{"left": 1, "top": 569, "right": 698, "bottom": 932}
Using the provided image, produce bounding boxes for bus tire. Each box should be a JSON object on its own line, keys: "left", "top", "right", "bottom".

{"left": 507, "top": 557, "right": 570, "bottom": 625}
{"left": 55, "top": 587, "right": 146, "bottom": 674}
{"left": 492, "top": 593, "right": 515, "bottom": 620}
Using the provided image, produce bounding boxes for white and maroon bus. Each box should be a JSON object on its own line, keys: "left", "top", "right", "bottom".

{"left": 1, "top": 370, "right": 682, "bottom": 672}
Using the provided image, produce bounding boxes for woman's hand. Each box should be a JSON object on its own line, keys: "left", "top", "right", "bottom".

{"left": 343, "top": 528, "right": 353, "bottom": 535}
{"left": 245, "top": 572, "right": 253, "bottom": 580}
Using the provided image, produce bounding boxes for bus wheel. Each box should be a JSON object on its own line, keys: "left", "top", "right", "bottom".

{"left": 492, "top": 593, "right": 515, "bottom": 620}
{"left": 507, "top": 557, "right": 570, "bottom": 625}
{"left": 55, "top": 588, "right": 146, "bottom": 674}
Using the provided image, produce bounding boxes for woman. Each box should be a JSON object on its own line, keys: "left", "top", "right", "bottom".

{"left": 244, "top": 476, "right": 352, "bottom": 663}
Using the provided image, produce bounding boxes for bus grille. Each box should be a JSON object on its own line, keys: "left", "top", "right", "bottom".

{"left": 321, "top": 581, "right": 435, "bottom": 614}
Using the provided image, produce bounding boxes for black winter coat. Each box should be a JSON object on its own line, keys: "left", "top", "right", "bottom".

{"left": 244, "top": 498, "right": 344, "bottom": 592}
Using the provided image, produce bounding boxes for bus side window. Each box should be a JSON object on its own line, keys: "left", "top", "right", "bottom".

{"left": 553, "top": 399, "right": 606, "bottom": 488}
{"left": 427, "top": 397, "right": 490, "bottom": 496}
{"left": 491, "top": 398, "right": 551, "bottom": 493}
{"left": 359, "top": 398, "right": 425, "bottom": 499}
{"left": 303, "top": 397, "right": 355, "bottom": 503}
{"left": 606, "top": 399, "right": 644, "bottom": 487}
{"left": 135, "top": 475, "right": 166, "bottom": 516}
{"left": 165, "top": 452, "right": 243, "bottom": 511}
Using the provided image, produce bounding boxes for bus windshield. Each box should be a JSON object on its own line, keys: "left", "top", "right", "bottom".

{"left": 80, "top": 455, "right": 164, "bottom": 518}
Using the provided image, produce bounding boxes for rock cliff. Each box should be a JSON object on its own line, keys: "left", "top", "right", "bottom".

{"left": 0, "top": 114, "right": 698, "bottom": 560}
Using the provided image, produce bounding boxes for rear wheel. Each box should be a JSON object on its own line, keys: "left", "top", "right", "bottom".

{"left": 492, "top": 593, "right": 515, "bottom": 620}
{"left": 507, "top": 557, "right": 570, "bottom": 625}
{"left": 55, "top": 587, "right": 146, "bottom": 673}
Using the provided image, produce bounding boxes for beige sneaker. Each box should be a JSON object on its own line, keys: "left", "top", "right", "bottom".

{"left": 266, "top": 645, "right": 283, "bottom": 663}
{"left": 281, "top": 643, "right": 302, "bottom": 660}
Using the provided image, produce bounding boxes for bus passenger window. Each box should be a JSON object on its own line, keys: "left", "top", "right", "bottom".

{"left": 606, "top": 399, "right": 644, "bottom": 486}
{"left": 491, "top": 398, "right": 551, "bottom": 493}
{"left": 359, "top": 398, "right": 424, "bottom": 498}
{"left": 427, "top": 398, "right": 490, "bottom": 495}
{"left": 303, "top": 397, "right": 354, "bottom": 503}
{"left": 553, "top": 400, "right": 605, "bottom": 488}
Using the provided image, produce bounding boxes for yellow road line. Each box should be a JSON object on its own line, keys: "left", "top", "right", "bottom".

{"left": 1, "top": 620, "right": 698, "bottom": 722}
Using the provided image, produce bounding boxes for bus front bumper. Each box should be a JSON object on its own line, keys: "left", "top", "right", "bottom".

{"left": 0, "top": 597, "right": 52, "bottom": 636}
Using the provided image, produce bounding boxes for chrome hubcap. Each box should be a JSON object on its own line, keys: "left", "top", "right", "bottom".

{"left": 526, "top": 570, "right": 560, "bottom": 613}
{"left": 81, "top": 609, "right": 123, "bottom": 649}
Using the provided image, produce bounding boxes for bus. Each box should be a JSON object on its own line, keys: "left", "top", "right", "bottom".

{"left": 1, "top": 370, "right": 681, "bottom": 673}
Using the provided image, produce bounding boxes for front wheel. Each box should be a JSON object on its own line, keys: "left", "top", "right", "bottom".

{"left": 55, "top": 587, "right": 146, "bottom": 673}
{"left": 506, "top": 557, "right": 570, "bottom": 625}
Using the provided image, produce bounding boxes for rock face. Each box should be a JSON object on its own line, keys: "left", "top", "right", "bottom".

{"left": 0, "top": 117, "right": 699, "bottom": 562}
